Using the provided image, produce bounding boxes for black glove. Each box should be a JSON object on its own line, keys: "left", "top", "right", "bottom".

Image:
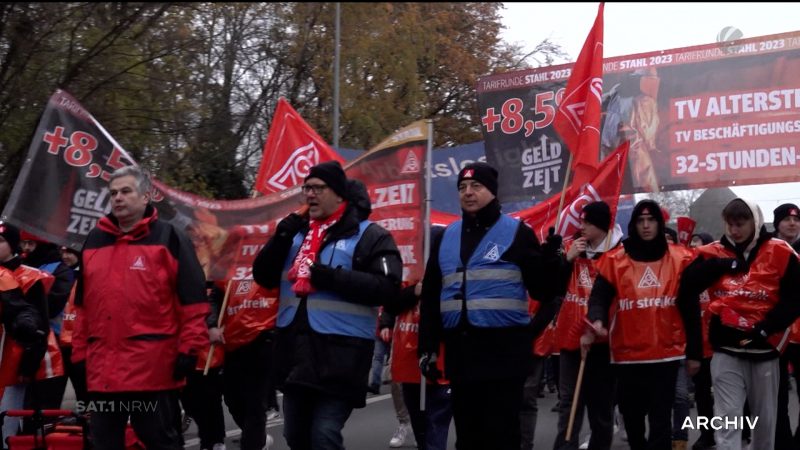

{"left": 18, "top": 341, "right": 47, "bottom": 378}
{"left": 740, "top": 323, "right": 769, "bottom": 347}
{"left": 173, "top": 352, "right": 198, "bottom": 381}
{"left": 11, "top": 315, "right": 46, "bottom": 346}
{"left": 714, "top": 257, "right": 747, "bottom": 274}
{"left": 310, "top": 263, "right": 338, "bottom": 290}
{"left": 542, "top": 227, "right": 563, "bottom": 257}
{"left": 276, "top": 213, "right": 306, "bottom": 238}
{"left": 419, "top": 352, "right": 442, "bottom": 382}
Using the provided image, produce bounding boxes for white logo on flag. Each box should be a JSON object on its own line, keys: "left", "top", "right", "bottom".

{"left": 130, "top": 256, "right": 146, "bottom": 271}
{"left": 401, "top": 150, "right": 420, "bottom": 174}
{"left": 335, "top": 240, "right": 347, "bottom": 250}
{"left": 560, "top": 77, "right": 603, "bottom": 132}
{"left": 267, "top": 142, "right": 320, "bottom": 191}
{"left": 484, "top": 244, "right": 501, "bottom": 261}
{"left": 235, "top": 280, "right": 252, "bottom": 295}
{"left": 577, "top": 264, "right": 593, "bottom": 288}
{"left": 638, "top": 266, "right": 661, "bottom": 288}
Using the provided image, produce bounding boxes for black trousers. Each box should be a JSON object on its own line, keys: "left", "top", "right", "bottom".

{"left": 554, "top": 346, "right": 615, "bottom": 450}
{"left": 691, "top": 358, "right": 715, "bottom": 445}
{"left": 450, "top": 377, "right": 525, "bottom": 450}
{"left": 223, "top": 330, "right": 274, "bottom": 450}
{"left": 180, "top": 367, "right": 225, "bottom": 448}
{"left": 615, "top": 361, "right": 680, "bottom": 450}
{"left": 90, "top": 390, "right": 182, "bottom": 450}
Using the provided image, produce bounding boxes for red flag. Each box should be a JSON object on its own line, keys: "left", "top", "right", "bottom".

{"left": 553, "top": 2, "right": 604, "bottom": 188}
{"left": 254, "top": 98, "right": 344, "bottom": 195}
{"left": 676, "top": 216, "right": 697, "bottom": 246}
{"left": 515, "top": 141, "right": 628, "bottom": 243}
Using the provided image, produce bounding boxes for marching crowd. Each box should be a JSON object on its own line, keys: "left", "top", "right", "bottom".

{"left": 0, "top": 159, "right": 799, "bottom": 450}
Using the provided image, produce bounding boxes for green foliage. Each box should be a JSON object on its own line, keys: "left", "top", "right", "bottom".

{"left": 0, "top": 2, "right": 563, "bottom": 203}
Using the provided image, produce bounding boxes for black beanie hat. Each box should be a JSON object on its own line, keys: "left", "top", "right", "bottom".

{"left": 773, "top": 203, "right": 800, "bottom": 228}
{"left": 0, "top": 222, "right": 20, "bottom": 254}
{"left": 305, "top": 161, "right": 348, "bottom": 198}
{"left": 458, "top": 162, "right": 498, "bottom": 197}
{"left": 580, "top": 201, "right": 612, "bottom": 230}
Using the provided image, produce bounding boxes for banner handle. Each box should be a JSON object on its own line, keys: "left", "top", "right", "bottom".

{"left": 203, "top": 280, "right": 234, "bottom": 376}
{"left": 555, "top": 152, "right": 574, "bottom": 232}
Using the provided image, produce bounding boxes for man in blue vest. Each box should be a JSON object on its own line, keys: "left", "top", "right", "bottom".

{"left": 253, "top": 161, "right": 403, "bottom": 450}
{"left": 418, "top": 162, "right": 562, "bottom": 450}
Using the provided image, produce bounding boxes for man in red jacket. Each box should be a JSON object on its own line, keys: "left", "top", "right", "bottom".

{"left": 72, "top": 166, "right": 209, "bottom": 449}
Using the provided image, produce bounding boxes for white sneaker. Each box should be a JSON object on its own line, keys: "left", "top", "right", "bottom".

{"left": 212, "top": 444, "right": 226, "bottom": 450}
{"left": 389, "top": 423, "right": 411, "bottom": 448}
{"left": 267, "top": 408, "right": 280, "bottom": 421}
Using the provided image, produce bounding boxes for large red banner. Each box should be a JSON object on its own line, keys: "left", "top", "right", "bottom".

{"left": 1, "top": 91, "right": 427, "bottom": 283}
{"left": 478, "top": 29, "right": 800, "bottom": 198}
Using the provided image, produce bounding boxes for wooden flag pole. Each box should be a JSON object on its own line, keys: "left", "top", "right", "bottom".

{"left": 554, "top": 153, "right": 575, "bottom": 232}
{"left": 565, "top": 355, "right": 587, "bottom": 441}
{"left": 203, "top": 280, "right": 234, "bottom": 375}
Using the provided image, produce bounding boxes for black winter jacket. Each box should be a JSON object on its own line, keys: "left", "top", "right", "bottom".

{"left": 252, "top": 179, "right": 402, "bottom": 407}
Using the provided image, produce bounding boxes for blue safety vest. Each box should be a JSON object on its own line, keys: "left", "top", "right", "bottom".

{"left": 439, "top": 214, "right": 528, "bottom": 328}
{"left": 278, "top": 221, "right": 378, "bottom": 339}
{"left": 39, "top": 261, "right": 72, "bottom": 336}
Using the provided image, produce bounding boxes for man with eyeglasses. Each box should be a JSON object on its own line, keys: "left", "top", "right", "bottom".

{"left": 418, "top": 162, "right": 562, "bottom": 450}
{"left": 253, "top": 160, "right": 403, "bottom": 450}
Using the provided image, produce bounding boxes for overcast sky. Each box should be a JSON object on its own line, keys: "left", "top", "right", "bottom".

{"left": 500, "top": 2, "right": 800, "bottom": 221}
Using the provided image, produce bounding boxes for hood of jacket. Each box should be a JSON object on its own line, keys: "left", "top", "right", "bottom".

{"left": 721, "top": 198, "right": 766, "bottom": 261}
{"left": 623, "top": 199, "right": 668, "bottom": 262}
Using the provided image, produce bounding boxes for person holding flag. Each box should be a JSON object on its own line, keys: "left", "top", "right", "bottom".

{"left": 552, "top": 201, "right": 622, "bottom": 450}
{"left": 581, "top": 199, "right": 702, "bottom": 450}
{"left": 252, "top": 162, "right": 402, "bottom": 450}
{"left": 418, "top": 162, "right": 562, "bottom": 450}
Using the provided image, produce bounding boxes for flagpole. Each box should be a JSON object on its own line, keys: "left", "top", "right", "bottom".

{"left": 333, "top": 2, "right": 341, "bottom": 148}
{"left": 555, "top": 152, "right": 574, "bottom": 231}
{"left": 420, "top": 119, "right": 433, "bottom": 412}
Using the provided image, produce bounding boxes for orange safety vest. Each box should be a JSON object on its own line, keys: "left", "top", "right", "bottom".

{"left": 528, "top": 299, "right": 555, "bottom": 357}
{"left": 0, "top": 265, "right": 64, "bottom": 386}
{"left": 596, "top": 245, "right": 694, "bottom": 364}
{"left": 221, "top": 280, "right": 278, "bottom": 352}
{"left": 554, "top": 241, "right": 611, "bottom": 351}
{"left": 59, "top": 285, "right": 77, "bottom": 347}
{"left": 698, "top": 239, "right": 795, "bottom": 352}
{"left": 390, "top": 303, "right": 448, "bottom": 385}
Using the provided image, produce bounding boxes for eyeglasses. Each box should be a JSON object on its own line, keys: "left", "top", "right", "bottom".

{"left": 301, "top": 184, "right": 328, "bottom": 195}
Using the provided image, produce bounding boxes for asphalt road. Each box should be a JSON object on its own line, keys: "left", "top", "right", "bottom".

{"left": 58, "top": 376, "right": 799, "bottom": 449}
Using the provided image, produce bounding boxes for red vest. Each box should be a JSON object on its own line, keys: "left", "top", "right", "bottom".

{"left": 0, "top": 265, "right": 64, "bottom": 387}
{"left": 528, "top": 299, "right": 555, "bottom": 357}
{"left": 390, "top": 302, "right": 448, "bottom": 385}
{"left": 221, "top": 280, "right": 278, "bottom": 352}
{"left": 698, "top": 239, "right": 795, "bottom": 352}
{"left": 596, "top": 245, "right": 693, "bottom": 363}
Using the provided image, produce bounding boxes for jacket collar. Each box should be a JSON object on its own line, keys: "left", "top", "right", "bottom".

{"left": 98, "top": 204, "right": 157, "bottom": 241}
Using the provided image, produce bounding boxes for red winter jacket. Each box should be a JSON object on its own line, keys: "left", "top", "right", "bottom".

{"left": 72, "top": 206, "right": 209, "bottom": 392}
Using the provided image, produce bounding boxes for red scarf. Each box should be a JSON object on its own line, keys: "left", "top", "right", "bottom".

{"left": 288, "top": 202, "right": 347, "bottom": 296}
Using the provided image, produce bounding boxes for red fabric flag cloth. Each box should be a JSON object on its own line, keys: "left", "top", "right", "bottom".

{"left": 553, "top": 2, "right": 605, "bottom": 188}
{"left": 254, "top": 98, "right": 345, "bottom": 195}
{"left": 676, "top": 216, "right": 697, "bottom": 246}
{"left": 515, "top": 141, "right": 628, "bottom": 243}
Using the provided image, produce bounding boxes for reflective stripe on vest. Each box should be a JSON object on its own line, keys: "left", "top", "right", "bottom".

{"left": 278, "top": 221, "right": 378, "bottom": 339}
{"left": 439, "top": 215, "right": 528, "bottom": 328}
